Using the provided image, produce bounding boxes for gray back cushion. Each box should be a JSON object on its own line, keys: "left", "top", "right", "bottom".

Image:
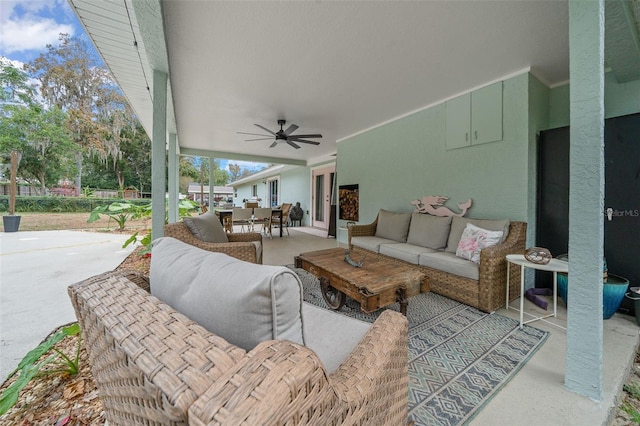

{"left": 375, "top": 209, "right": 412, "bottom": 242}
{"left": 445, "top": 216, "right": 510, "bottom": 253}
{"left": 407, "top": 213, "right": 453, "bottom": 249}
{"left": 151, "top": 237, "right": 304, "bottom": 351}
{"left": 183, "top": 212, "right": 228, "bottom": 243}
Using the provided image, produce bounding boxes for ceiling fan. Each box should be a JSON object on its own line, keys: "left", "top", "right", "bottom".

{"left": 238, "top": 120, "right": 322, "bottom": 149}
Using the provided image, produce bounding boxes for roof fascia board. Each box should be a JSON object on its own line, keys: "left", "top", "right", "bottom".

{"left": 179, "top": 148, "right": 306, "bottom": 166}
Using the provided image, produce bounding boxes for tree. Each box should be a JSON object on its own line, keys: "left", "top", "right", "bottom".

{"left": 1, "top": 105, "right": 75, "bottom": 192}
{"left": 228, "top": 163, "right": 251, "bottom": 182}
{"left": 116, "top": 122, "right": 152, "bottom": 193}
{"left": 178, "top": 157, "right": 231, "bottom": 193}
{"left": 0, "top": 60, "right": 75, "bottom": 192}
{"left": 0, "top": 58, "right": 35, "bottom": 106}
{"left": 214, "top": 162, "right": 230, "bottom": 186}
{"left": 26, "top": 34, "right": 126, "bottom": 192}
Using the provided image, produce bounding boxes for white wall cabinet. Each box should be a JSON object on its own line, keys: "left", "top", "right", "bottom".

{"left": 446, "top": 82, "right": 503, "bottom": 150}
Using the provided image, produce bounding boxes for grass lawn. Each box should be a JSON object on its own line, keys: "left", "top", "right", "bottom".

{"left": 1, "top": 212, "right": 150, "bottom": 233}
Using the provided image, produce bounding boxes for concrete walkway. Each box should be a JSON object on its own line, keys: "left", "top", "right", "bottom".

{"left": 0, "top": 230, "right": 135, "bottom": 382}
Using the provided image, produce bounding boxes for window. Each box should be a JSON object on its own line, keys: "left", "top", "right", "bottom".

{"left": 252, "top": 184, "right": 258, "bottom": 197}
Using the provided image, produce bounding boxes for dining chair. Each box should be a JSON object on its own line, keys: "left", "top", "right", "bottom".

{"left": 273, "top": 203, "right": 292, "bottom": 236}
{"left": 232, "top": 208, "right": 254, "bottom": 232}
{"left": 252, "top": 207, "right": 273, "bottom": 239}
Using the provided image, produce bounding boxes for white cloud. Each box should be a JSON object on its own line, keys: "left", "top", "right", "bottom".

{"left": 0, "top": 1, "right": 74, "bottom": 54}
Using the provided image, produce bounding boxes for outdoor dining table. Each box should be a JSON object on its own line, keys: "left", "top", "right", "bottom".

{"left": 216, "top": 208, "right": 284, "bottom": 237}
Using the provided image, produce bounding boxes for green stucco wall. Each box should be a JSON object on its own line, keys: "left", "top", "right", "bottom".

{"left": 548, "top": 71, "right": 640, "bottom": 129}
{"left": 337, "top": 73, "right": 531, "bottom": 243}
{"left": 280, "top": 167, "right": 311, "bottom": 226}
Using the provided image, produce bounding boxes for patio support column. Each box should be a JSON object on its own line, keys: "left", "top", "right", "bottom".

{"left": 566, "top": 0, "right": 605, "bottom": 400}
{"left": 209, "top": 158, "right": 215, "bottom": 206}
{"left": 168, "top": 133, "right": 179, "bottom": 223}
{"left": 151, "top": 70, "right": 167, "bottom": 240}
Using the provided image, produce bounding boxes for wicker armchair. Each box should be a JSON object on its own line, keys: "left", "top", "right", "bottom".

{"left": 69, "top": 270, "right": 409, "bottom": 425}
{"left": 164, "top": 221, "right": 263, "bottom": 264}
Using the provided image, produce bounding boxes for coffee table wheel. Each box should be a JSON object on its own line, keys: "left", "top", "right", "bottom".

{"left": 320, "top": 276, "right": 345, "bottom": 310}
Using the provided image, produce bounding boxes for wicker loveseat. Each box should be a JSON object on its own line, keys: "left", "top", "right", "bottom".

{"left": 348, "top": 210, "right": 527, "bottom": 312}
{"left": 69, "top": 238, "right": 409, "bottom": 425}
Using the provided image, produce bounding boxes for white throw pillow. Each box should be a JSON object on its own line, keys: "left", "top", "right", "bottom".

{"left": 446, "top": 216, "right": 510, "bottom": 253}
{"left": 455, "top": 223, "right": 504, "bottom": 263}
{"left": 150, "top": 237, "right": 304, "bottom": 351}
{"left": 183, "top": 211, "right": 228, "bottom": 243}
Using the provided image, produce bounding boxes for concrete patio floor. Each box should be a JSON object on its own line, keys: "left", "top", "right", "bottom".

{"left": 1, "top": 227, "right": 637, "bottom": 425}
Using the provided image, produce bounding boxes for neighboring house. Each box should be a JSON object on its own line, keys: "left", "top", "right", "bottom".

{"left": 187, "top": 184, "right": 233, "bottom": 206}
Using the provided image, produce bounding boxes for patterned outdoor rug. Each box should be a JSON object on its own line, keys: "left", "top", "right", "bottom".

{"left": 290, "top": 267, "right": 549, "bottom": 426}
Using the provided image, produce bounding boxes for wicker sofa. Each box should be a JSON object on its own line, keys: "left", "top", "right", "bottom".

{"left": 69, "top": 238, "right": 409, "bottom": 425}
{"left": 348, "top": 210, "right": 527, "bottom": 312}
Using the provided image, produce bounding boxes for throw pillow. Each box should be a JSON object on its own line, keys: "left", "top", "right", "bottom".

{"left": 183, "top": 211, "right": 228, "bottom": 243}
{"left": 375, "top": 209, "right": 412, "bottom": 242}
{"left": 150, "top": 237, "right": 304, "bottom": 351}
{"left": 445, "top": 216, "right": 510, "bottom": 253}
{"left": 406, "top": 213, "right": 452, "bottom": 249}
{"left": 455, "top": 223, "right": 504, "bottom": 263}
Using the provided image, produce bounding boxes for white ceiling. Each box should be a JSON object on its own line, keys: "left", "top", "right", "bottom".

{"left": 69, "top": 1, "right": 638, "bottom": 166}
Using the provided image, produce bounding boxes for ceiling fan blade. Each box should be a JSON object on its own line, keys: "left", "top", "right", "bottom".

{"left": 289, "top": 137, "right": 320, "bottom": 145}
{"left": 287, "top": 141, "right": 301, "bottom": 149}
{"left": 284, "top": 124, "right": 298, "bottom": 136}
{"left": 245, "top": 138, "right": 275, "bottom": 141}
{"left": 289, "top": 134, "right": 322, "bottom": 139}
{"left": 270, "top": 141, "right": 278, "bottom": 148}
{"left": 254, "top": 124, "right": 276, "bottom": 135}
{"left": 237, "top": 131, "right": 273, "bottom": 137}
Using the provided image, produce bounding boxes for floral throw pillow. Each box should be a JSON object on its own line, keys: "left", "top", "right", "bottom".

{"left": 456, "top": 223, "right": 504, "bottom": 263}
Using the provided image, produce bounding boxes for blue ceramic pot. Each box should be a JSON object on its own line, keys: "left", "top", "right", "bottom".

{"left": 557, "top": 273, "right": 629, "bottom": 319}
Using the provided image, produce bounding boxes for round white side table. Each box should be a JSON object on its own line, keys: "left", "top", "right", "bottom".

{"left": 506, "top": 254, "right": 568, "bottom": 329}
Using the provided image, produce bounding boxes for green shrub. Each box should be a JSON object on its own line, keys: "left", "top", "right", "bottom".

{"left": 0, "top": 196, "right": 150, "bottom": 213}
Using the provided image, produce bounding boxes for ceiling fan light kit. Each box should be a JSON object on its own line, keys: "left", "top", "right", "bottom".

{"left": 238, "top": 119, "right": 322, "bottom": 149}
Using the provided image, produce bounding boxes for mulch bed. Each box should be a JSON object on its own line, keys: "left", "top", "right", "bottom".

{"left": 0, "top": 247, "right": 150, "bottom": 425}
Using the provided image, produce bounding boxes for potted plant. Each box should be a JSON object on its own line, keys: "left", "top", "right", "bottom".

{"left": 556, "top": 254, "right": 629, "bottom": 319}
{"left": 3, "top": 150, "right": 21, "bottom": 232}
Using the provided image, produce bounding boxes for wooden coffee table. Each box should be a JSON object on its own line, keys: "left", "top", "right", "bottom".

{"left": 294, "top": 248, "right": 429, "bottom": 315}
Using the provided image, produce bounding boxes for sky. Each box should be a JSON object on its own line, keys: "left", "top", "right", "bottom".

{"left": 0, "top": 0, "right": 267, "bottom": 174}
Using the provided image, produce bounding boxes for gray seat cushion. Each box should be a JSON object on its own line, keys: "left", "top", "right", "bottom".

{"left": 406, "top": 213, "right": 452, "bottom": 249}
{"left": 445, "top": 216, "right": 510, "bottom": 253}
{"left": 419, "top": 251, "right": 480, "bottom": 280}
{"left": 183, "top": 211, "right": 229, "bottom": 243}
{"left": 302, "top": 302, "right": 370, "bottom": 373}
{"left": 379, "top": 243, "right": 439, "bottom": 265}
{"left": 151, "top": 237, "right": 304, "bottom": 351}
{"left": 375, "top": 209, "right": 412, "bottom": 242}
{"left": 351, "top": 236, "right": 399, "bottom": 253}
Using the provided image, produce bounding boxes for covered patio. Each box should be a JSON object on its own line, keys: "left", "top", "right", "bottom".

{"left": 67, "top": 0, "right": 640, "bottom": 419}
{"left": 1, "top": 228, "right": 637, "bottom": 423}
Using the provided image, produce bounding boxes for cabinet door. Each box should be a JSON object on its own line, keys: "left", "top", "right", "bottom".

{"left": 445, "top": 93, "right": 471, "bottom": 150}
{"left": 471, "top": 82, "right": 503, "bottom": 145}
